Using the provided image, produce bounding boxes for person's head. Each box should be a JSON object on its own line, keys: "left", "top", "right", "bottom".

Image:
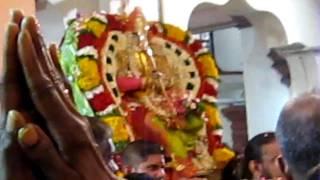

{"left": 221, "top": 156, "right": 241, "bottom": 180}
{"left": 276, "top": 92, "right": 320, "bottom": 180}
{"left": 122, "top": 140, "right": 165, "bottom": 180}
{"left": 242, "top": 132, "right": 285, "bottom": 179}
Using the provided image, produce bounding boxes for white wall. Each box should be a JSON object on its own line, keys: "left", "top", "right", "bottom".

{"left": 210, "top": 10, "right": 290, "bottom": 138}
{"left": 244, "top": 12, "right": 289, "bottom": 138}
{"left": 98, "top": 0, "right": 110, "bottom": 11}
{"left": 38, "top": 0, "right": 160, "bottom": 43}
{"left": 162, "top": 0, "right": 320, "bottom": 47}
{"left": 214, "top": 27, "right": 244, "bottom": 72}
{"left": 36, "top": 0, "right": 320, "bottom": 54}
{"left": 162, "top": 0, "right": 229, "bottom": 28}
{"left": 247, "top": 0, "right": 320, "bottom": 47}
{"left": 286, "top": 51, "right": 320, "bottom": 97}
{"left": 108, "top": 0, "right": 159, "bottom": 21}
{"left": 211, "top": 15, "right": 289, "bottom": 138}
{"left": 219, "top": 106, "right": 233, "bottom": 147}
{"left": 0, "top": 0, "right": 35, "bottom": 71}
{"left": 36, "top": 0, "right": 232, "bottom": 43}
{"left": 37, "top": 0, "right": 99, "bottom": 43}
{"left": 218, "top": 75, "right": 245, "bottom": 146}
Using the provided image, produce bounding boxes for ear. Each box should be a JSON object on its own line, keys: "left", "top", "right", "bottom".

{"left": 249, "top": 160, "right": 263, "bottom": 178}
{"left": 276, "top": 156, "right": 290, "bottom": 175}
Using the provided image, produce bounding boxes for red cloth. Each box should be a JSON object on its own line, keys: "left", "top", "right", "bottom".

{"left": 117, "top": 76, "right": 143, "bottom": 92}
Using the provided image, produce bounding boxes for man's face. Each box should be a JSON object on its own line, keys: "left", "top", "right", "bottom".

{"left": 136, "top": 154, "right": 165, "bottom": 179}
{"left": 260, "top": 141, "right": 286, "bottom": 179}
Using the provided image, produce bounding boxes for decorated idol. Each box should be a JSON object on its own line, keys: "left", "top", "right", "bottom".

{"left": 59, "top": 7, "right": 234, "bottom": 179}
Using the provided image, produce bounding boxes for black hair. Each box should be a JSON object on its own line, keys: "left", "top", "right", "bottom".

{"left": 241, "top": 132, "right": 276, "bottom": 179}
{"left": 122, "top": 140, "right": 163, "bottom": 168}
{"left": 88, "top": 117, "right": 113, "bottom": 162}
{"left": 276, "top": 92, "right": 320, "bottom": 177}
{"left": 125, "top": 173, "right": 155, "bottom": 180}
{"left": 221, "top": 156, "right": 241, "bottom": 180}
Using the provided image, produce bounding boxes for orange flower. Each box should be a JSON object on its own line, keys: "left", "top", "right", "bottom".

{"left": 163, "top": 24, "right": 186, "bottom": 42}
{"left": 101, "top": 116, "right": 130, "bottom": 142}
{"left": 204, "top": 103, "right": 222, "bottom": 127}
{"left": 197, "top": 54, "right": 219, "bottom": 79}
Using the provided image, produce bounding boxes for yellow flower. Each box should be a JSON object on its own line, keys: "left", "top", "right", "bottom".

{"left": 85, "top": 19, "right": 106, "bottom": 37}
{"left": 115, "top": 171, "right": 125, "bottom": 178}
{"left": 204, "top": 103, "right": 222, "bottom": 127}
{"left": 77, "top": 57, "right": 101, "bottom": 90}
{"left": 101, "top": 116, "right": 129, "bottom": 142}
{"left": 163, "top": 24, "right": 186, "bottom": 42}
{"left": 212, "top": 147, "right": 235, "bottom": 169}
{"left": 197, "top": 54, "right": 219, "bottom": 79}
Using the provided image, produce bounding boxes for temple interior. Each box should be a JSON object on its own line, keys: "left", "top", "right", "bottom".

{"left": 1, "top": 0, "right": 320, "bottom": 179}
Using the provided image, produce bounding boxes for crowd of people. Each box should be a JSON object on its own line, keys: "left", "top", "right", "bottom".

{"left": 221, "top": 91, "right": 320, "bottom": 180}
{"left": 2, "top": 10, "right": 320, "bottom": 180}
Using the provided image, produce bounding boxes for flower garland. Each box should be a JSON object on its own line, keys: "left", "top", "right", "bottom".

{"left": 59, "top": 8, "right": 234, "bottom": 178}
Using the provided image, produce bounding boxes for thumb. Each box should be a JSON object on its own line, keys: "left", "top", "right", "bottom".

{"left": 0, "top": 110, "right": 34, "bottom": 180}
{"left": 18, "top": 124, "right": 79, "bottom": 180}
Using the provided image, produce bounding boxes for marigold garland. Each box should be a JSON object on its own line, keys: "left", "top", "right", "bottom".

{"left": 197, "top": 53, "right": 219, "bottom": 79}
{"left": 163, "top": 24, "right": 187, "bottom": 42}
{"left": 77, "top": 57, "right": 101, "bottom": 90}
{"left": 85, "top": 19, "right": 107, "bottom": 37}
{"left": 101, "top": 116, "right": 130, "bottom": 142}
{"left": 59, "top": 8, "right": 234, "bottom": 178}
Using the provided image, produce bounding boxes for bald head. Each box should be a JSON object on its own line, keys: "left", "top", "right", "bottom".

{"left": 276, "top": 92, "right": 320, "bottom": 177}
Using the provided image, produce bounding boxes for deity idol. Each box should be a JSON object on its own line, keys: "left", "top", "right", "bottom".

{"left": 59, "top": 8, "right": 234, "bottom": 178}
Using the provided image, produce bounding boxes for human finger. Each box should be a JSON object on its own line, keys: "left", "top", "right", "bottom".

{"left": 0, "top": 110, "right": 34, "bottom": 180}
{"left": 18, "top": 29, "right": 116, "bottom": 179}
{"left": 21, "top": 17, "right": 71, "bottom": 103}
{"left": 0, "top": 23, "right": 22, "bottom": 128}
{"left": 18, "top": 124, "right": 79, "bottom": 180}
{"left": 49, "top": 43, "right": 72, "bottom": 101}
{"left": 48, "top": 44, "right": 61, "bottom": 73}
{"left": 9, "top": 9, "right": 24, "bottom": 26}
{"left": 17, "top": 29, "right": 77, "bottom": 145}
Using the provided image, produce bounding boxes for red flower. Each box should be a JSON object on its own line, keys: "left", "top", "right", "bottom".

{"left": 197, "top": 79, "right": 218, "bottom": 98}
{"left": 94, "top": 32, "right": 107, "bottom": 51}
{"left": 127, "top": 106, "right": 148, "bottom": 138}
{"left": 78, "top": 32, "right": 96, "bottom": 49}
{"left": 127, "top": 106, "right": 165, "bottom": 144}
{"left": 207, "top": 133, "right": 222, "bottom": 153}
{"left": 107, "top": 15, "right": 126, "bottom": 31}
{"left": 189, "top": 40, "right": 203, "bottom": 53}
{"left": 78, "top": 31, "right": 107, "bottom": 51}
{"left": 149, "top": 24, "right": 160, "bottom": 35}
{"left": 89, "top": 91, "right": 115, "bottom": 111}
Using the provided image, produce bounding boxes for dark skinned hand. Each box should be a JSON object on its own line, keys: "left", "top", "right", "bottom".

{"left": 0, "top": 10, "right": 117, "bottom": 180}
{"left": 0, "top": 9, "right": 36, "bottom": 180}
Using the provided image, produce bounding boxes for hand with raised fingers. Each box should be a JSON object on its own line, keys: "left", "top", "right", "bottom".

{"left": 1, "top": 10, "right": 117, "bottom": 180}
{"left": 0, "top": 10, "right": 38, "bottom": 180}
{"left": 17, "top": 13, "right": 117, "bottom": 180}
